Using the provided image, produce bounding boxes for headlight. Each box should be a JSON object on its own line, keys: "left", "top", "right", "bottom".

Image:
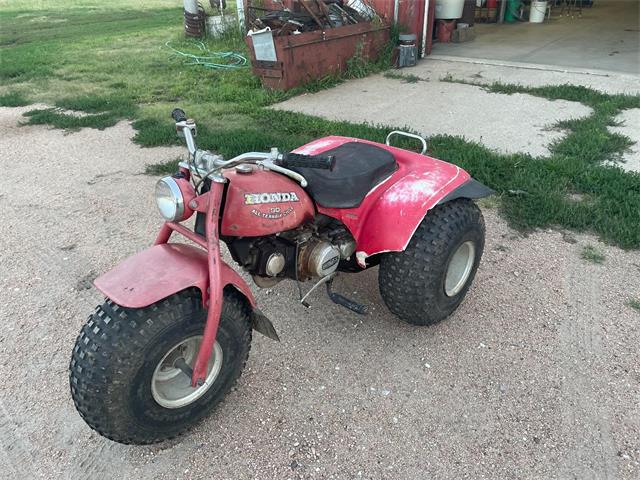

{"left": 155, "top": 176, "right": 194, "bottom": 222}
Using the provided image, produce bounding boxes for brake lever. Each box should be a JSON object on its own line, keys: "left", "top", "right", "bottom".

{"left": 257, "top": 160, "right": 308, "bottom": 187}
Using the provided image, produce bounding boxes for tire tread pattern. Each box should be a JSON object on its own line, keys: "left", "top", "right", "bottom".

{"left": 69, "top": 288, "right": 252, "bottom": 444}
{"left": 378, "top": 199, "right": 485, "bottom": 325}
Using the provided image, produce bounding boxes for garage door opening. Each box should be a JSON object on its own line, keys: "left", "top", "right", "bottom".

{"left": 431, "top": 0, "right": 639, "bottom": 74}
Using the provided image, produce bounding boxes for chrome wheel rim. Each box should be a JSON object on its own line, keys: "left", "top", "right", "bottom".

{"left": 444, "top": 241, "right": 476, "bottom": 297}
{"left": 151, "top": 336, "right": 223, "bottom": 409}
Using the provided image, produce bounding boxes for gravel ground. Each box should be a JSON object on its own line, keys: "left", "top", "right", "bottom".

{"left": 608, "top": 108, "right": 640, "bottom": 173}
{"left": 272, "top": 76, "right": 592, "bottom": 158}
{"left": 1, "top": 106, "right": 639, "bottom": 480}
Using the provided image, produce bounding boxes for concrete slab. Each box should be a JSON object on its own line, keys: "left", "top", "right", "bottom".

{"left": 415, "top": 57, "right": 640, "bottom": 95}
{"left": 608, "top": 108, "right": 640, "bottom": 172}
{"left": 272, "top": 75, "right": 592, "bottom": 157}
{"left": 433, "top": 1, "right": 639, "bottom": 75}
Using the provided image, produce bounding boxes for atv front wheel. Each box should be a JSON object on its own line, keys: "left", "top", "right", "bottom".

{"left": 378, "top": 199, "right": 485, "bottom": 326}
{"left": 69, "top": 288, "right": 252, "bottom": 445}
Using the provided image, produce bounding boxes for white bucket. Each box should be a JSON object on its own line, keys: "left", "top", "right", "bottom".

{"left": 206, "top": 15, "right": 234, "bottom": 38}
{"left": 435, "top": 0, "right": 465, "bottom": 20}
{"left": 529, "top": 1, "right": 547, "bottom": 23}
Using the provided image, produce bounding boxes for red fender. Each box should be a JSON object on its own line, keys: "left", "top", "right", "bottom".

{"left": 350, "top": 166, "right": 468, "bottom": 262}
{"left": 93, "top": 243, "right": 256, "bottom": 309}
{"left": 294, "top": 136, "right": 470, "bottom": 266}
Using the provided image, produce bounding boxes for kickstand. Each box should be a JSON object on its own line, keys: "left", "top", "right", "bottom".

{"left": 326, "top": 279, "right": 368, "bottom": 315}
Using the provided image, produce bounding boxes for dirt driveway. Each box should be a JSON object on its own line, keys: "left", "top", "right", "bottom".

{"left": 1, "top": 106, "right": 638, "bottom": 479}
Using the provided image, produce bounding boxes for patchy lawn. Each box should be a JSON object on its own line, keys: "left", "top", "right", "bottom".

{"left": 1, "top": 1, "right": 639, "bottom": 248}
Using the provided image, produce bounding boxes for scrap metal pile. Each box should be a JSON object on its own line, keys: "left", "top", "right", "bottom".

{"left": 248, "top": 0, "right": 376, "bottom": 36}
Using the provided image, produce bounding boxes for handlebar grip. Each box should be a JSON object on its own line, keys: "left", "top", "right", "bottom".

{"left": 280, "top": 152, "right": 335, "bottom": 171}
{"left": 171, "top": 108, "right": 187, "bottom": 123}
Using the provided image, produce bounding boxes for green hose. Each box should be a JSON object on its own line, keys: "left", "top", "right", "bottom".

{"left": 165, "top": 41, "right": 247, "bottom": 69}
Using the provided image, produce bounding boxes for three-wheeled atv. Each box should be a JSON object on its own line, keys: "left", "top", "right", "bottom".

{"left": 69, "top": 109, "right": 492, "bottom": 444}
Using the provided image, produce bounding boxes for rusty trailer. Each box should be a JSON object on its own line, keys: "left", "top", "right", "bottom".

{"left": 246, "top": 21, "right": 390, "bottom": 91}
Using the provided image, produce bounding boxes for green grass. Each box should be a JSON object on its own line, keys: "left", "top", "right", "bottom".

{"left": 0, "top": 90, "right": 28, "bottom": 106}
{"left": 581, "top": 245, "right": 605, "bottom": 264}
{"left": 145, "top": 156, "right": 183, "bottom": 176}
{"left": 1, "top": 2, "right": 640, "bottom": 249}
{"left": 22, "top": 107, "right": 129, "bottom": 130}
{"left": 20, "top": 92, "right": 138, "bottom": 130}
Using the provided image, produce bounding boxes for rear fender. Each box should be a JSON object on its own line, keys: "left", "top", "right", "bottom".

{"left": 354, "top": 177, "right": 493, "bottom": 266}
{"left": 303, "top": 137, "right": 488, "bottom": 267}
{"left": 94, "top": 243, "right": 256, "bottom": 309}
{"left": 437, "top": 178, "right": 495, "bottom": 205}
{"left": 353, "top": 168, "right": 470, "bottom": 266}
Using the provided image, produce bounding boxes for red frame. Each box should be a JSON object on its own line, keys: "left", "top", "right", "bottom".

{"left": 156, "top": 181, "right": 226, "bottom": 387}
{"left": 95, "top": 181, "right": 247, "bottom": 387}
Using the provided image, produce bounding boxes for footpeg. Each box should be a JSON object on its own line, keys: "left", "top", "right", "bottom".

{"left": 326, "top": 281, "right": 368, "bottom": 315}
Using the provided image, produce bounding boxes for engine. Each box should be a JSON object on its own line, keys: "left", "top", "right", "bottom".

{"left": 227, "top": 217, "right": 356, "bottom": 288}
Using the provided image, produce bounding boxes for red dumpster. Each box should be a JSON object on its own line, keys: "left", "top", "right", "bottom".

{"left": 245, "top": 22, "right": 390, "bottom": 91}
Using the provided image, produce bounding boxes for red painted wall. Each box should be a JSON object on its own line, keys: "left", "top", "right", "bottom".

{"left": 369, "top": 0, "right": 425, "bottom": 35}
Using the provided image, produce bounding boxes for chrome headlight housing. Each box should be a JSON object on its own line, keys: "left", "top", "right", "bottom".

{"left": 155, "top": 176, "right": 192, "bottom": 222}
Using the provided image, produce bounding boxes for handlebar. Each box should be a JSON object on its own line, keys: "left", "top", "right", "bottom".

{"left": 278, "top": 152, "right": 335, "bottom": 171}
{"left": 172, "top": 107, "right": 313, "bottom": 186}
{"left": 171, "top": 108, "right": 187, "bottom": 123}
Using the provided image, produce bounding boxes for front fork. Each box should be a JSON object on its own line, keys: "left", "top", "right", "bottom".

{"left": 154, "top": 180, "right": 226, "bottom": 387}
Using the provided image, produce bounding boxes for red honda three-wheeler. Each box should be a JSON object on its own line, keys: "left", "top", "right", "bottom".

{"left": 70, "top": 108, "right": 493, "bottom": 444}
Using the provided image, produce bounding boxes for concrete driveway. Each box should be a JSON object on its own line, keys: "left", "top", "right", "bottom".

{"left": 1, "top": 106, "right": 639, "bottom": 479}
{"left": 272, "top": 58, "right": 640, "bottom": 172}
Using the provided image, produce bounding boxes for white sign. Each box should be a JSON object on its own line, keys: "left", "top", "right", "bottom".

{"left": 250, "top": 29, "right": 277, "bottom": 62}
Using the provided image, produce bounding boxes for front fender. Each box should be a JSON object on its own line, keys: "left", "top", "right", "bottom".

{"left": 93, "top": 243, "right": 256, "bottom": 309}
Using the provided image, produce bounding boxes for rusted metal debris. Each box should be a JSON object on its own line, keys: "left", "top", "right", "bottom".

{"left": 245, "top": 0, "right": 388, "bottom": 91}
{"left": 248, "top": 0, "right": 371, "bottom": 36}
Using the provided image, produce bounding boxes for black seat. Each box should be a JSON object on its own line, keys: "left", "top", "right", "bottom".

{"left": 292, "top": 142, "right": 397, "bottom": 209}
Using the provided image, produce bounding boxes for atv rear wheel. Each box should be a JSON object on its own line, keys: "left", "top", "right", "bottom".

{"left": 69, "top": 288, "right": 252, "bottom": 445}
{"left": 378, "top": 199, "right": 485, "bottom": 326}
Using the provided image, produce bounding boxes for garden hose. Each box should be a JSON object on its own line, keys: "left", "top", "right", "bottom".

{"left": 165, "top": 41, "right": 247, "bottom": 69}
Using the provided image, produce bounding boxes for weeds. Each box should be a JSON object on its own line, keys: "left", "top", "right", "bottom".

{"left": 145, "top": 157, "right": 183, "bottom": 175}
{"left": 628, "top": 299, "right": 640, "bottom": 313}
{"left": 581, "top": 245, "right": 605, "bottom": 264}
{"left": 345, "top": 42, "right": 371, "bottom": 79}
{"left": 383, "top": 71, "right": 421, "bottom": 83}
{"left": 345, "top": 31, "right": 397, "bottom": 80}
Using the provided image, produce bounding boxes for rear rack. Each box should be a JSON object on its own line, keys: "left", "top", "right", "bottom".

{"left": 385, "top": 131, "right": 428, "bottom": 155}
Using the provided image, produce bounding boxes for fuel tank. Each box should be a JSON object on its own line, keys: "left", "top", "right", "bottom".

{"left": 221, "top": 167, "right": 315, "bottom": 237}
